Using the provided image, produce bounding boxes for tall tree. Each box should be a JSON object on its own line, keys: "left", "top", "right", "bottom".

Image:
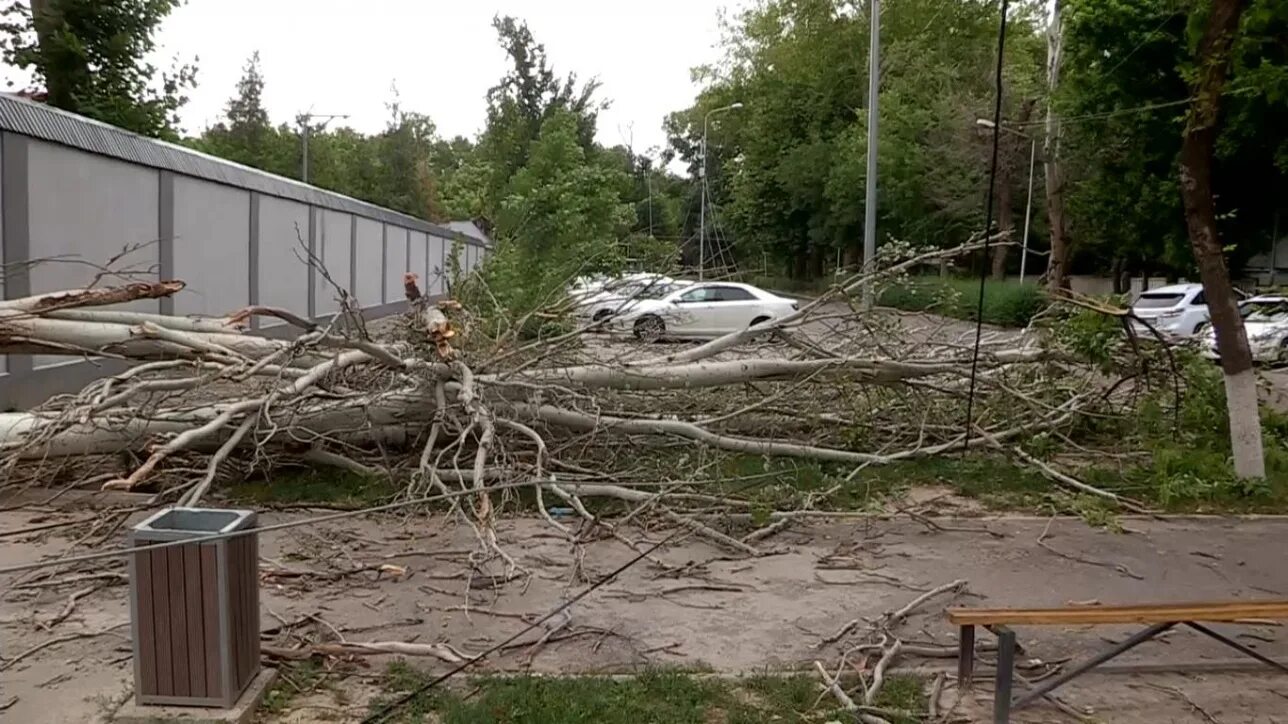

{"left": 669, "top": 0, "right": 1044, "bottom": 279}
{"left": 223, "top": 52, "right": 269, "bottom": 152}
{"left": 1060, "top": 0, "right": 1286, "bottom": 283}
{"left": 1043, "top": 0, "right": 1070, "bottom": 290}
{"left": 472, "top": 15, "right": 602, "bottom": 221}
{"left": 1, "top": 0, "right": 196, "bottom": 138}
{"left": 194, "top": 51, "right": 297, "bottom": 175}
{"left": 1180, "top": 0, "right": 1262, "bottom": 478}
{"left": 376, "top": 84, "right": 444, "bottom": 220}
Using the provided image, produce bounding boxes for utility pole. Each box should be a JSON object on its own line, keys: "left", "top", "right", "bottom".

{"left": 647, "top": 171, "right": 654, "bottom": 237}
{"left": 861, "top": 0, "right": 881, "bottom": 308}
{"left": 296, "top": 112, "right": 349, "bottom": 184}
{"left": 699, "top": 103, "right": 743, "bottom": 280}
{"left": 977, "top": 119, "right": 1037, "bottom": 283}
{"left": 1020, "top": 136, "right": 1036, "bottom": 283}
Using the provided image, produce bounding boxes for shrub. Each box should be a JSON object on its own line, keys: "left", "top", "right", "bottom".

{"left": 877, "top": 277, "right": 1046, "bottom": 327}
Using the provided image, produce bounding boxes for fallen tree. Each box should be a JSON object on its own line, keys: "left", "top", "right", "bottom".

{"left": 0, "top": 241, "right": 1188, "bottom": 561}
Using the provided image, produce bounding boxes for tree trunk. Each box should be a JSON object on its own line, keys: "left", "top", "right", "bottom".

{"left": 1043, "top": 0, "right": 1070, "bottom": 292}
{"left": 792, "top": 246, "right": 808, "bottom": 279}
{"left": 991, "top": 175, "right": 1014, "bottom": 280}
{"left": 844, "top": 244, "right": 860, "bottom": 269}
{"left": 1179, "top": 0, "right": 1262, "bottom": 479}
{"left": 28, "top": 0, "right": 78, "bottom": 109}
{"left": 1111, "top": 257, "right": 1126, "bottom": 294}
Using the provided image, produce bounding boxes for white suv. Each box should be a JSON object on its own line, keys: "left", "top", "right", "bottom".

{"left": 1129, "top": 283, "right": 1211, "bottom": 338}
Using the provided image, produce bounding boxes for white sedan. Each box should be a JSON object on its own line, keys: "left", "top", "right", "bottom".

{"left": 607, "top": 281, "right": 799, "bottom": 341}
{"left": 1201, "top": 296, "right": 1288, "bottom": 363}
{"left": 574, "top": 275, "right": 686, "bottom": 323}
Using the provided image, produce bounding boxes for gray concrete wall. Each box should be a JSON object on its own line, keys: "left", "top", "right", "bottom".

{"left": 173, "top": 175, "right": 251, "bottom": 316}
{"left": 410, "top": 230, "right": 428, "bottom": 294}
{"left": 27, "top": 140, "right": 160, "bottom": 369}
{"left": 428, "top": 233, "right": 446, "bottom": 296}
{"left": 256, "top": 195, "right": 311, "bottom": 324}
{"left": 315, "top": 209, "right": 353, "bottom": 316}
{"left": 0, "top": 136, "right": 5, "bottom": 377}
{"left": 0, "top": 124, "right": 487, "bottom": 410}
{"left": 382, "top": 224, "right": 405, "bottom": 304}
{"left": 354, "top": 217, "right": 383, "bottom": 308}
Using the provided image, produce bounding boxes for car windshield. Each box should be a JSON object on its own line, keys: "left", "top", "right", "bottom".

{"left": 1133, "top": 293, "right": 1185, "bottom": 309}
{"left": 1242, "top": 301, "right": 1288, "bottom": 322}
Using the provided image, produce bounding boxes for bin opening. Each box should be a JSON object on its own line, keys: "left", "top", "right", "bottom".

{"left": 147, "top": 509, "right": 243, "bottom": 533}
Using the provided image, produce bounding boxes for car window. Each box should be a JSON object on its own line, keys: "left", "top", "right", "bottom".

{"left": 1190, "top": 291, "right": 1206, "bottom": 306}
{"left": 1133, "top": 293, "right": 1184, "bottom": 309}
{"left": 1243, "top": 302, "right": 1288, "bottom": 322}
{"left": 637, "top": 282, "right": 680, "bottom": 299}
{"left": 712, "top": 286, "right": 756, "bottom": 301}
{"left": 678, "top": 287, "right": 716, "bottom": 303}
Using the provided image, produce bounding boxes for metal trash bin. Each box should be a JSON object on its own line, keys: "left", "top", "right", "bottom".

{"left": 128, "top": 507, "right": 260, "bottom": 708}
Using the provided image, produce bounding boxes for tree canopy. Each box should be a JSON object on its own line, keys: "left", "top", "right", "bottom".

{"left": 1, "top": 0, "right": 196, "bottom": 138}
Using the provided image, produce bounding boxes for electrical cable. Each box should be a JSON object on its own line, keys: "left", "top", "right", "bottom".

{"left": 964, "top": 0, "right": 1010, "bottom": 450}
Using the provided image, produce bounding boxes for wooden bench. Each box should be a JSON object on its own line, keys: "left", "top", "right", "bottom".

{"left": 946, "top": 600, "right": 1288, "bottom": 723}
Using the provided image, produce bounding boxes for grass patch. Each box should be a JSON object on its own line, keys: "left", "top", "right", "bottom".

{"left": 223, "top": 467, "right": 397, "bottom": 507}
{"left": 879, "top": 276, "right": 1045, "bottom": 327}
{"left": 743, "top": 273, "right": 835, "bottom": 296}
{"left": 259, "top": 659, "right": 329, "bottom": 716}
{"left": 703, "top": 453, "right": 1054, "bottom": 511}
{"left": 369, "top": 664, "right": 920, "bottom": 723}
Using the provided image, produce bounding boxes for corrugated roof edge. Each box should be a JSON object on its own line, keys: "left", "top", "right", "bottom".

{"left": 0, "top": 94, "right": 486, "bottom": 245}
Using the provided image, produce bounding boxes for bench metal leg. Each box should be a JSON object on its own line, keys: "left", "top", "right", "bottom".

{"left": 959, "top": 624, "right": 976, "bottom": 689}
{"left": 1011, "top": 621, "right": 1175, "bottom": 711}
{"left": 1185, "top": 622, "right": 1288, "bottom": 675}
{"left": 993, "top": 626, "right": 1016, "bottom": 724}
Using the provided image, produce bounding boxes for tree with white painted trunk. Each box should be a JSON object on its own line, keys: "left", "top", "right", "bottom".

{"left": 1178, "top": 0, "right": 1263, "bottom": 479}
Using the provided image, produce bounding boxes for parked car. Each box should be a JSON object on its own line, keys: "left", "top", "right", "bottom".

{"left": 1129, "top": 283, "right": 1212, "bottom": 338}
{"left": 1201, "top": 295, "right": 1288, "bottom": 363}
{"left": 605, "top": 281, "right": 799, "bottom": 341}
{"left": 574, "top": 274, "right": 686, "bottom": 323}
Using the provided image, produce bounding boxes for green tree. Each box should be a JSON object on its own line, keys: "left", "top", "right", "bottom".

{"left": 193, "top": 52, "right": 297, "bottom": 176}
{"left": 469, "top": 15, "right": 603, "bottom": 222}
{"left": 1060, "top": 0, "right": 1288, "bottom": 280}
{"left": 668, "top": 0, "right": 1045, "bottom": 280}
{"left": 1, "top": 0, "right": 196, "bottom": 138}
{"left": 471, "top": 108, "right": 632, "bottom": 331}
{"left": 375, "top": 85, "right": 445, "bottom": 220}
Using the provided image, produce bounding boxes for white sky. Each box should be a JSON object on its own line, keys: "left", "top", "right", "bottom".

{"left": 152, "top": 0, "right": 741, "bottom": 156}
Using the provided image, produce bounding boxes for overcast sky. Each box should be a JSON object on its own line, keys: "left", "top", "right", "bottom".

{"left": 148, "top": 0, "right": 741, "bottom": 157}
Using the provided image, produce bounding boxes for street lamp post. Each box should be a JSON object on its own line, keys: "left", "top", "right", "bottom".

{"left": 700, "top": 102, "right": 743, "bottom": 280}
{"left": 297, "top": 112, "right": 349, "bottom": 184}
{"left": 862, "top": 0, "right": 881, "bottom": 308}
{"left": 976, "top": 118, "right": 1037, "bottom": 283}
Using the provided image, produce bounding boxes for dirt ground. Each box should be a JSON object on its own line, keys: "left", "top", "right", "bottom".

{"left": 4, "top": 499, "right": 1288, "bottom": 723}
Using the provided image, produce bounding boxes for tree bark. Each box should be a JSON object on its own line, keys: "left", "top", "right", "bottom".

{"left": 1179, "top": 0, "right": 1262, "bottom": 479}
{"left": 991, "top": 169, "right": 1014, "bottom": 280}
{"left": 1043, "top": 0, "right": 1070, "bottom": 292}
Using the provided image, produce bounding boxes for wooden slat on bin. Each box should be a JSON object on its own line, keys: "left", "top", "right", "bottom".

{"left": 184, "top": 543, "right": 207, "bottom": 697}
{"left": 246, "top": 532, "right": 260, "bottom": 682}
{"left": 239, "top": 534, "right": 254, "bottom": 688}
{"left": 167, "top": 545, "right": 190, "bottom": 697}
{"left": 134, "top": 547, "right": 158, "bottom": 697}
{"left": 227, "top": 536, "right": 243, "bottom": 690}
{"left": 201, "top": 542, "right": 222, "bottom": 696}
{"left": 152, "top": 548, "right": 172, "bottom": 696}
